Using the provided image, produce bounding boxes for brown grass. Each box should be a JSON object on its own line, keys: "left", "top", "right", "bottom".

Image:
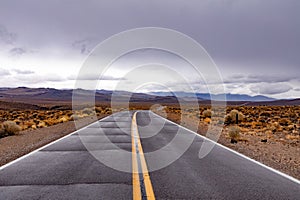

{"left": 0, "top": 121, "right": 21, "bottom": 137}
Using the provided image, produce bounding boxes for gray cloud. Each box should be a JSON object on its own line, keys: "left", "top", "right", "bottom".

{"left": 0, "top": 0, "right": 299, "bottom": 97}
{"left": 68, "top": 74, "right": 126, "bottom": 81}
{"left": 250, "top": 83, "right": 292, "bottom": 95}
{"left": 72, "top": 38, "right": 96, "bottom": 55}
{"left": 0, "top": 25, "right": 16, "bottom": 44}
{"left": 12, "top": 69, "right": 35, "bottom": 75}
{"left": 0, "top": 68, "right": 10, "bottom": 76}
{"left": 224, "top": 74, "right": 297, "bottom": 84}
{"left": 1, "top": 0, "right": 299, "bottom": 72}
{"left": 9, "top": 47, "right": 26, "bottom": 57}
{"left": 16, "top": 74, "right": 66, "bottom": 83}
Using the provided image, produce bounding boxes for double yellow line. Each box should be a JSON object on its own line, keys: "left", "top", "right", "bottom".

{"left": 131, "top": 112, "right": 155, "bottom": 200}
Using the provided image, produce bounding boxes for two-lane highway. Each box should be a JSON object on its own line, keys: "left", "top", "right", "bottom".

{"left": 0, "top": 111, "right": 299, "bottom": 199}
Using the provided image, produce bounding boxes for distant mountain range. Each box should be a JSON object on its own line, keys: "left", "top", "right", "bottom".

{"left": 0, "top": 87, "right": 179, "bottom": 106}
{"left": 149, "top": 92, "right": 276, "bottom": 102}
{"left": 0, "top": 87, "right": 299, "bottom": 107}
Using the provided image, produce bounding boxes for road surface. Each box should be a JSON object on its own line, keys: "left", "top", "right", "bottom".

{"left": 0, "top": 111, "right": 299, "bottom": 199}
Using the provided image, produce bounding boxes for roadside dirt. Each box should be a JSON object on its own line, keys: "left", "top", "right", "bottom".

{"left": 0, "top": 114, "right": 108, "bottom": 167}
{"left": 155, "top": 110, "right": 300, "bottom": 180}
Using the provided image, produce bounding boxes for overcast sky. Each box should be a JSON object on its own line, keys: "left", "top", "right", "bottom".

{"left": 0, "top": 0, "right": 299, "bottom": 98}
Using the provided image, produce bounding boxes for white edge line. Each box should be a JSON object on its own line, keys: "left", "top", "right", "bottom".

{"left": 151, "top": 111, "right": 300, "bottom": 185}
{"left": 0, "top": 114, "right": 112, "bottom": 171}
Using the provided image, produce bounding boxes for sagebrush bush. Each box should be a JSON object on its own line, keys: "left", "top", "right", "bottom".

{"left": 279, "top": 118, "right": 290, "bottom": 126}
{"left": 94, "top": 107, "right": 103, "bottom": 113}
{"left": 204, "top": 118, "right": 211, "bottom": 124}
{"left": 225, "top": 109, "right": 244, "bottom": 125}
{"left": 44, "top": 119, "right": 57, "bottom": 126}
{"left": 37, "top": 121, "right": 46, "bottom": 128}
{"left": 82, "top": 108, "right": 94, "bottom": 115}
{"left": 228, "top": 126, "right": 240, "bottom": 143}
{"left": 203, "top": 109, "right": 212, "bottom": 118}
{"left": 70, "top": 114, "right": 80, "bottom": 121}
{"left": 1, "top": 121, "right": 21, "bottom": 136}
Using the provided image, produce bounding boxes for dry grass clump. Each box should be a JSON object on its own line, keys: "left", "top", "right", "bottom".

{"left": 203, "top": 118, "right": 211, "bottom": 124}
{"left": 43, "top": 118, "right": 58, "bottom": 126}
{"left": 102, "top": 107, "right": 112, "bottom": 114}
{"left": 203, "top": 109, "right": 212, "bottom": 118}
{"left": 58, "top": 116, "right": 69, "bottom": 123}
{"left": 82, "top": 107, "right": 94, "bottom": 115}
{"left": 37, "top": 121, "right": 46, "bottom": 128}
{"left": 278, "top": 118, "right": 290, "bottom": 126}
{"left": 70, "top": 114, "right": 80, "bottom": 121}
{"left": 0, "top": 121, "right": 21, "bottom": 137}
{"left": 228, "top": 126, "right": 240, "bottom": 143}
{"left": 225, "top": 109, "right": 244, "bottom": 125}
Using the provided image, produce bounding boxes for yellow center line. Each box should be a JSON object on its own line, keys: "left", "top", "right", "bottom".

{"left": 131, "top": 111, "right": 156, "bottom": 200}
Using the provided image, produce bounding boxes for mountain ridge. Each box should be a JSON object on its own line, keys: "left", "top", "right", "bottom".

{"left": 149, "top": 91, "right": 276, "bottom": 102}
{"left": 0, "top": 87, "right": 299, "bottom": 106}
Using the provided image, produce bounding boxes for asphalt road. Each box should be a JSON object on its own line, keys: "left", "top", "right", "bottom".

{"left": 0, "top": 111, "right": 299, "bottom": 199}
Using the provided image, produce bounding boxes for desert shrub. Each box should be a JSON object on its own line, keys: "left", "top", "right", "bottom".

{"left": 82, "top": 108, "right": 94, "bottom": 115}
{"left": 25, "top": 120, "right": 35, "bottom": 127}
{"left": 204, "top": 118, "right": 211, "bottom": 124}
{"left": 13, "top": 119, "right": 21, "bottom": 125}
{"left": 279, "top": 118, "right": 289, "bottom": 126}
{"left": 64, "top": 111, "right": 73, "bottom": 117}
{"left": 103, "top": 107, "right": 112, "bottom": 114}
{"left": 70, "top": 114, "right": 80, "bottom": 121}
{"left": 44, "top": 119, "right": 57, "bottom": 126}
{"left": 37, "top": 121, "right": 46, "bottom": 128}
{"left": 225, "top": 109, "right": 244, "bottom": 125}
{"left": 260, "top": 111, "right": 272, "bottom": 117}
{"left": 229, "top": 109, "right": 244, "bottom": 121}
{"left": 94, "top": 107, "right": 103, "bottom": 113}
{"left": 58, "top": 116, "right": 69, "bottom": 123}
{"left": 1, "top": 121, "right": 21, "bottom": 136}
{"left": 228, "top": 126, "right": 240, "bottom": 143}
{"left": 268, "top": 125, "right": 277, "bottom": 133}
{"left": 37, "top": 113, "right": 46, "bottom": 120}
{"left": 203, "top": 109, "right": 212, "bottom": 118}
